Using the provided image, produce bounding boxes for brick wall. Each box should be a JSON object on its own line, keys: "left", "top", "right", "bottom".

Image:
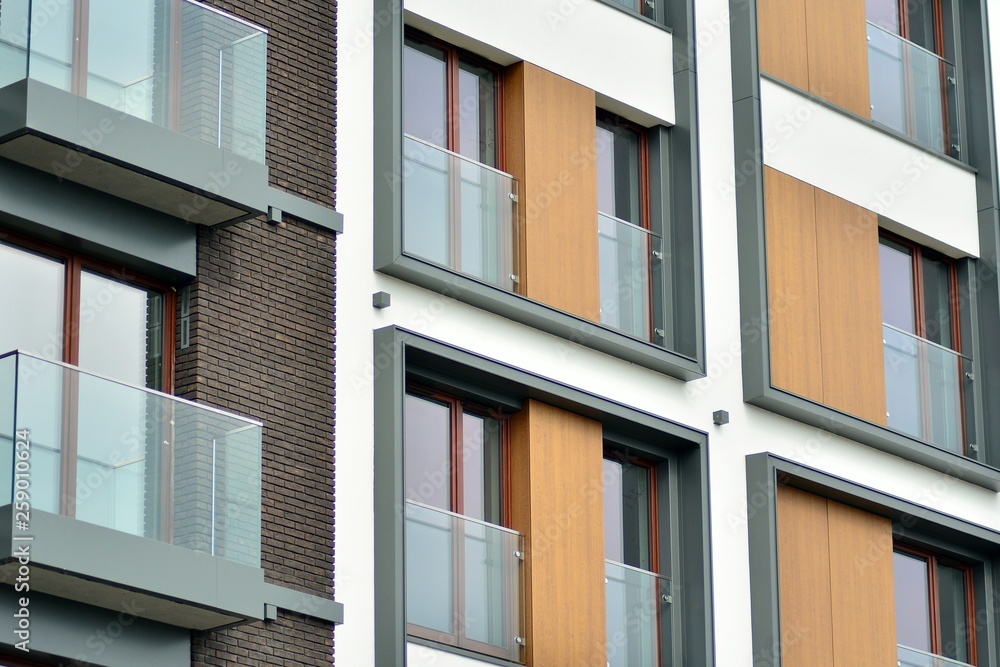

{"left": 179, "top": 0, "right": 338, "bottom": 664}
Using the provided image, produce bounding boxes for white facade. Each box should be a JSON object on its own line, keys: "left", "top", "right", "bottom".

{"left": 335, "top": 0, "right": 1000, "bottom": 664}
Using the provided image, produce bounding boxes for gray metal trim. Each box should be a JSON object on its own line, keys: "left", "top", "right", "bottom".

{"left": 378, "top": 255, "right": 704, "bottom": 380}
{"left": 266, "top": 187, "right": 344, "bottom": 234}
{"left": 0, "top": 156, "right": 197, "bottom": 280}
{"left": 0, "top": 590, "right": 190, "bottom": 667}
{"left": 745, "top": 453, "right": 1000, "bottom": 667}
{"left": 373, "top": 0, "right": 706, "bottom": 383}
{"left": 0, "top": 507, "right": 265, "bottom": 630}
{"left": 261, "top": 583, "right": 344, "bottom": 625}
{"left": 728, "top": 0, "right": 1000, "bottom": 490}
{"left": 372, "top": 325, "right": 715, "bottom": 667}
{"left": 0, "top": 79, "right": 268, "bottom": 226}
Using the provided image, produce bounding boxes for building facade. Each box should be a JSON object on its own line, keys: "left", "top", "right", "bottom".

{"left": 337, "top": 0, "right": 1000, "bottom": 666}
{"left": 0, "top": 0, "right": 341, "bottom": 665}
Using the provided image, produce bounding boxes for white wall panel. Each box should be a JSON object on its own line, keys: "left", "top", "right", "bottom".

{"left": 761, "top": 78, "right": 980, "bottom": 258}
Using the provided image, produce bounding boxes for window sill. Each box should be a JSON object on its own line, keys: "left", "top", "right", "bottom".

{"left": 376, "top": 253, "right": 704, "bottom": 381}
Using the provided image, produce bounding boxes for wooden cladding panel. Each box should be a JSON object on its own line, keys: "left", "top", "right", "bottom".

{"left": 814, "top": 190, "right": 886, "bottom": 424}
{"left": 509, "top": 399, "right": 605, "bottom": 666}
{"left": 764, "top": 167, "right": 886, "bottom": 425}
{"left": 776, "top": 485, "right": 835, "bottom": 667}
{"left": 756, "top": 0, "right": 872, "bottom": 118}
{"left": 765, "top": 168, "right": 823, "bottom": 401}
{"left": 757, "top": 0, "right": 810, "bottom": 90}
{"left": 827, "top": 501, "right": 897, "bottom": 667}
{"left": 777, "top": 486, "right": 897, "bottom": 667}
{"left": 804, "top": 0, "right": 871, "bottom": 118}
{"left": 503, "top": 62, "right": 600, "bottom": 321}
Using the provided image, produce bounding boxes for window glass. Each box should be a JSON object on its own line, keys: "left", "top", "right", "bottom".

{"left": 922, "top": 254, "right": 953, "bottom": 349}
{"left": 908, "top": 0, "right": 938, "bottom": 53}
{"left": 597, "top": 119, "right": 643, "bottom": 225}
{"left": 457, "top": 62, "right": 496, "bottom": 166}
{"left": 879, "top": 239, "right": 916, "bottom": 334}
{"left": 938, "top": 563, "right": 970, "bottom": 661}
{"left": 867, "top": 0, "right": 900, "bottom": 32}
{"left": 403, "top": 40, "right": 447, "bottom": 148}
{"left": 894, "top": 551, "right": 933, "bottom": 652}
{"left": 603, "top": 456, "right": 652, "bottom": 570}
{"left": 79, "top": 270, "right": 164, "bottom": 390}
{"left": 0, "top": 242, "right": 64, "bottom": 360}
{"left": 462, "top": 411, "right": 502, "bottom": 523}
{"left": 404, "top": 393, "right": 452, "bottom": 511}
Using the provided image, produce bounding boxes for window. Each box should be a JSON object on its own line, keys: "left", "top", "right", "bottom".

{"left": 603, "top": 450, "right": 669, "bottom": 667}
{"left": 0, "top": 236, "right": 174, "bottom": 532}
{"left": 894, "top": 546, "right": 976, "bottom": 666}
{"left": 866, "top": 0, "right": 959, "bottom": 155}
{"left": 0, "top": 237, "right": 171, "bottom": 390}
{"left": 597, "top": 114, "right": 662, "bottom": 342}
{"left": 879, "top": 233, "right": 971, "bottom": 453}
{"left": 402, "top": 31, "right": 517, "bottom": 291}
{"left": 403, "top": 388, "right": 521, "bottom": 661}
{"left": 607, "top": 0, "right": 659, "bottom": 22}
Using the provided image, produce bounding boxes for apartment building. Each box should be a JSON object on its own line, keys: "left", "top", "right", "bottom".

{"left": 337, "top": 0, "right": 1000, "bottom": 666}
{"left": 0, "top": 0, "right": 342, "bottom": 665}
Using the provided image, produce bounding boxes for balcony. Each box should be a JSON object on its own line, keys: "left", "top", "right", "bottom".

{"left": 883, "top": 325, "right": 972, "bottom": 454}
{"left": 402, "top": 134, "right": 519, "bottom": 291}
{"left": 404, "top": 500, "right": 524, "bottom": 662}
{"left": 867, "top": 22, "right": 960, "bottom": 158}
{"left": 599, "top": 213, "right": 663, "bottom": 342}
{"left": 0, "top": 0, "right": 269, "bottom": 225}
{"left": 606, "top": 560, "right": 671, "bottom": 667}
{"left": 898, "top": 644, "right": 974, "bottom": 667}
{"left": 0, "top": 350, "right": 265, "bottom": 629}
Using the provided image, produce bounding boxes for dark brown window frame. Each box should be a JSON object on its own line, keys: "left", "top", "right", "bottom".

{"left": 894, "top": 542, "right": 978, "bottom": 664}
{"left": 403, "top": 385, "right": 516, "bottom": 661}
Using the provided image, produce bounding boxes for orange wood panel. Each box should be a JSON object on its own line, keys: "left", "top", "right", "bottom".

{"left": 503, "top": 63, "right": 600, "bottom": 321}
{"left": 508, "top": 399, "right": 605, "bottom": 666}
{"left": 764, "top": 167, "right": 824, "bottom": 402}
{"left": 814, "top": 189, "right": 887, "bottom": 424}
{"left": 826, "top": 500, "right": 897, "bottom": 667}
{"left": 757, "top": 0, "right": 810, "bottom": 90}
{"left": 776, "top": 485, "right": 836, "bottom": 667}
{"left": 804, "top": 0, "right": 872, "bottom": 117}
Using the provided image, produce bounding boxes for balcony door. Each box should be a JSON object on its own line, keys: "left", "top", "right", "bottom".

{"left": 0, "top": 238, "right": 173, "bottom": 539}
{"left": 879, "top": 234, "right": 967, "bottom": 452}
{"left": 402, "top": 32, "right": 515, "bottom": 289}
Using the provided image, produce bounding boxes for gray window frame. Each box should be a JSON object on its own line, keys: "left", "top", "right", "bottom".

{"left": 746, "top": 453, "right": 1000, "bottom": 667}
{"left": 728, "top": 0, "right": 1000, "bottom": 489}
{"left": 373, "top": 0, "right": 705, "bottom": 381}
{"left": 372, "top": 326, "right": 715, "bottom": 666}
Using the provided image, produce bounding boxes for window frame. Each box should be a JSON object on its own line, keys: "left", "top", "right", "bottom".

{"left": 403, "top": 27, "right": 505, "bottom": 171}
{"left": 893, "top": 542, "right": 978, "bottom": 663}
{"left": 0, "top": 230, "right": 176, "bottom": 392}
{"left": 402, "top": 384, "right": 515, "bottom": 661}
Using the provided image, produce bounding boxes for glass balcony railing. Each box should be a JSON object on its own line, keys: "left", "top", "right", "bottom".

{"left": 606, "top": 560, "right": 671, "bottom": 667}
{"left": 0, "top": 351, "right": 262, "bottom": 566}
{"left": 403, "top": 134, "right": 519, "bottom": 291}
{"left": 0, "top": 0, "right": 267, "bottom": 162}
{"left": 599, "top": 213, "right": 663, "bottom": 342}
{"left": 884, "top": 324, "right": 972, "bottom": 454}
{"left": 898, "top": 644, "right": 974, "bottom": 667}
{"left": 405, "top": 500, "right": 524, "bottom": 662}
{"left": 867, "top": 21, "right": 960, "bottom": 157}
